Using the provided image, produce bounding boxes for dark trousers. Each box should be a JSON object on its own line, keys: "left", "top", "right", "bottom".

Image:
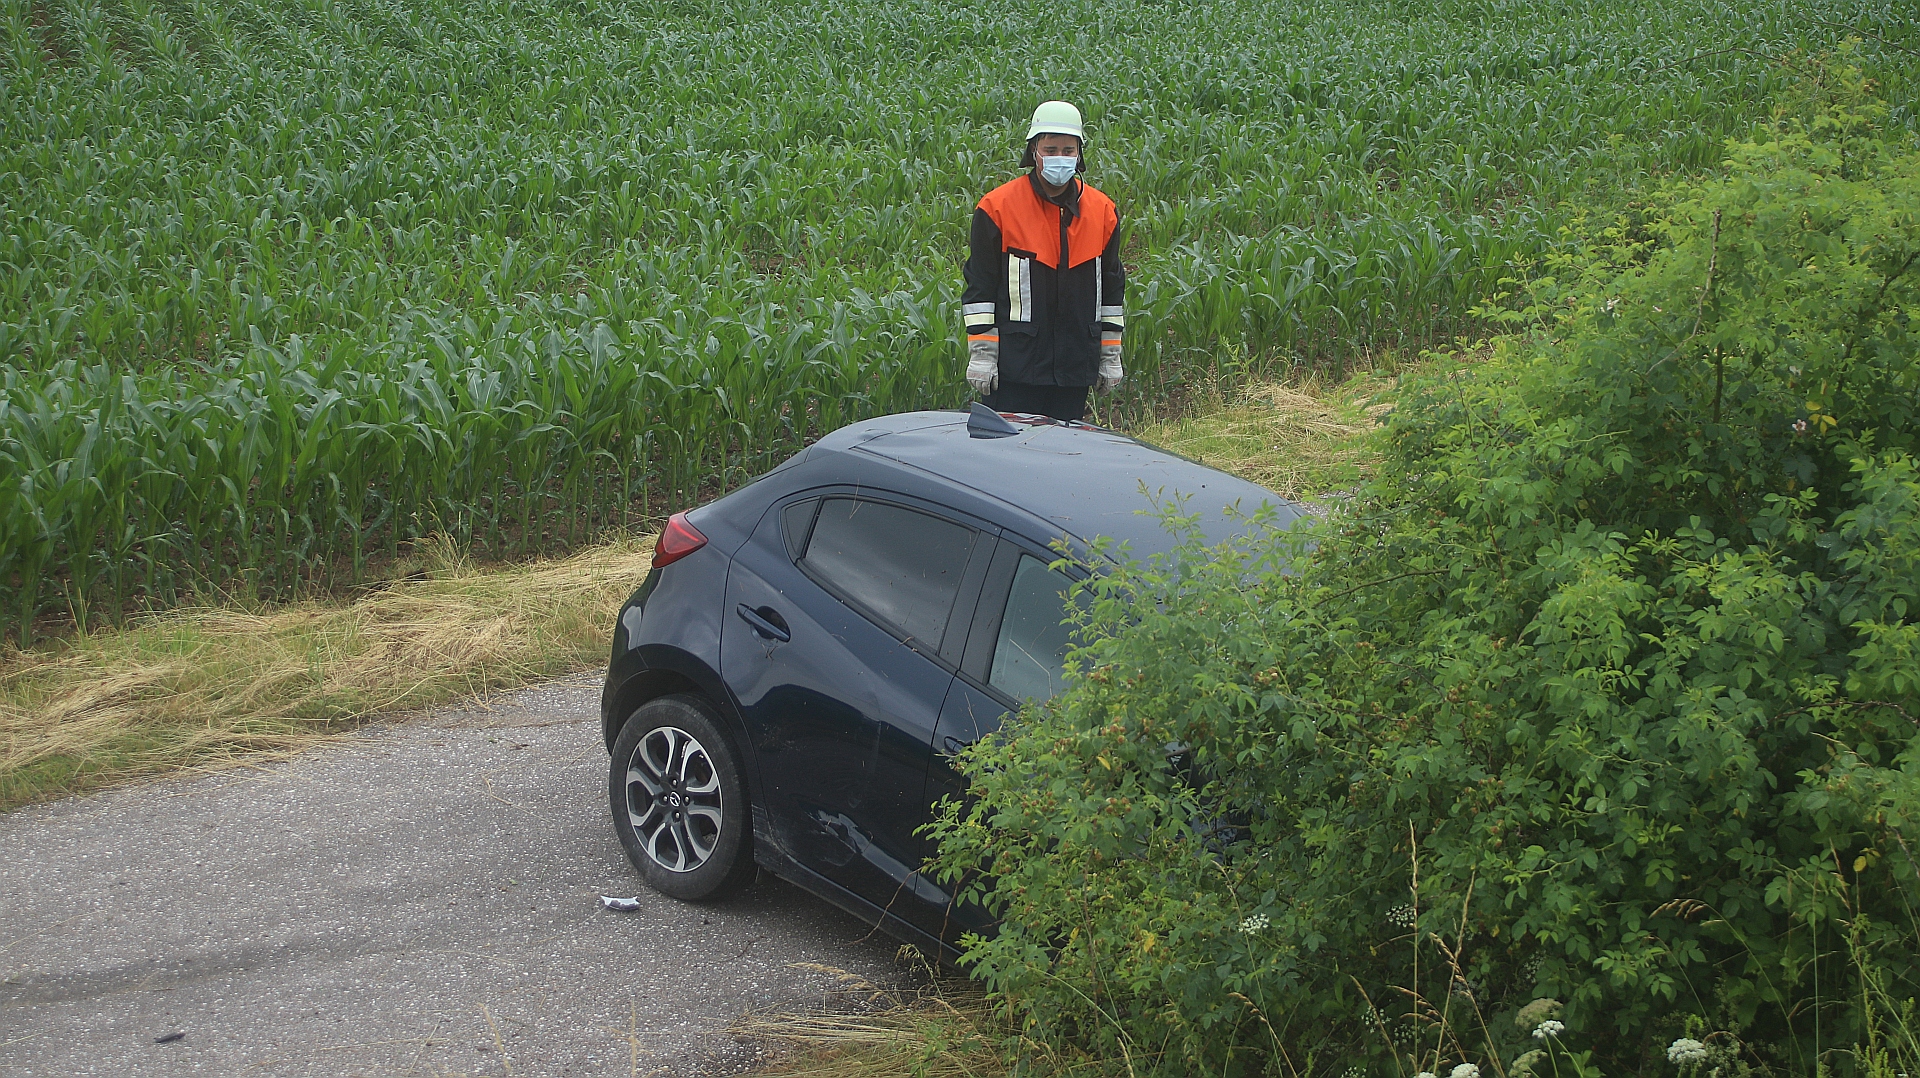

{"left": 982, "top": 382, "right": 1089, "bottom": 422}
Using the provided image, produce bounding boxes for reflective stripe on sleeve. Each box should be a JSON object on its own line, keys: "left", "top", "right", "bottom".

{"left": 962, "top": 302, "right": 995, "bottom": 328}
{"left": 1098, "top": 305, "right": 1125, "bottom": 327}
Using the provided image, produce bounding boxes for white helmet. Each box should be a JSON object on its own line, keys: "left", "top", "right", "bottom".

{"left": 1026, "top": 100, "right": 1084, "bottom": 142}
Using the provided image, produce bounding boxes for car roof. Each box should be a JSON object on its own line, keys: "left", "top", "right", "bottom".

{"left": 812, "top": 410, "right": 1306, "bottom": 558}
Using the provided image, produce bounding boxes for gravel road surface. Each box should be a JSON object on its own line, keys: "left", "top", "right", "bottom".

{"left": 0, "top": 675, "right": 906, "bottom": 1077}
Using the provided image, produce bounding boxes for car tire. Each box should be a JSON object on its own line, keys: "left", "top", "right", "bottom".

{"left": 608, "top": 694, "right": 756, "bottom": 902}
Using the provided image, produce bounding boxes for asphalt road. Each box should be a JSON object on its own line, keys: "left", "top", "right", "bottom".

{"left": 0, "top": 674, "right": 906, "bottom": 1077}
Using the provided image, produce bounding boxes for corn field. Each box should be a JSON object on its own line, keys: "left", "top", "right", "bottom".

{"left": 2, "top": 0, "right": 1913, "bottom": 641}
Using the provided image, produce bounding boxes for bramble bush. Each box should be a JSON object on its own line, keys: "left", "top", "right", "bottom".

{"left": 929, "top": 61, "right": 1920, "bottom": 1077}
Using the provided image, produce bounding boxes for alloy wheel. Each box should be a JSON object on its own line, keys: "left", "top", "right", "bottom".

{"left": 623, "top": 726, "right": 724, "bottom": 872}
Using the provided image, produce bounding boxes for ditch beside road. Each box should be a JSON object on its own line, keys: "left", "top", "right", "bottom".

{"left": 0, "top": 674, "right": 903, "bottom": 1077}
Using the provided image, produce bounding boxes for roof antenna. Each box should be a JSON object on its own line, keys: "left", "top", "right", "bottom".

{"left": 967, "top": 402, "right": 1022, "bottom": 439}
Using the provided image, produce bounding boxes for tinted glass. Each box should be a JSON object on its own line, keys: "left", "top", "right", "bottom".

{"left": 989, "top": 555, "right": 1079, "bottom": 702}
{"left": 782, "top": 498, "right": 819, "bottom": 560}
{"left": 802, "top": 498, "right": 976, "bottom": 649}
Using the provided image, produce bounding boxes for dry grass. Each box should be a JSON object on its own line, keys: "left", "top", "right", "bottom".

{"left": 0, "top": 533, "right": 656, "bottom": 810}
{"left": 1128, "top": 369, "right": 1398, "bottom": 502}
{"left": 735, "top": 961, "right": 1011, "bottom": 1078}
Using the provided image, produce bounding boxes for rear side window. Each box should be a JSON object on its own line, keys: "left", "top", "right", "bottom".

{"left": 801, "top": 498, "right": 977, "bottom": 649}
{"left": 782, "top": 498, "right": 819, "bottom": 560}
{"left": 988, "top": 554, "right": 1080, "bottom": 702}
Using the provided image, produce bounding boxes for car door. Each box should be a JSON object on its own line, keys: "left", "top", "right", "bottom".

{"left": 925, "top": 538, "right": 1084, "bottom": 941}
{"left": 721, "top": 490, "right": 992, "bottom": 921}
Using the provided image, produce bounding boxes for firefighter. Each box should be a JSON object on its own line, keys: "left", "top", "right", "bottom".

{"left": 962, "top": 100, "right": 1125, "bottom": 422}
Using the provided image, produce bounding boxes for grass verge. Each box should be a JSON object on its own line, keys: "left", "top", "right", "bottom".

{"left": 0, "top": 534, "right": 654, "bottom": 811}
{"left": 1128, "top": 369, "right": 1394, "bottom": 502}
{"left": 0, "top": 366, "right": 1398, "bottom": 818}
{"left": 732, "top": 963, "right": 1008, "bottom": 1078}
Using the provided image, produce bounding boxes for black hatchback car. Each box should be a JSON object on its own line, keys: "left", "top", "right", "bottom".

{"left": 600, "top": 405, "right": 1302, "bottom": 956}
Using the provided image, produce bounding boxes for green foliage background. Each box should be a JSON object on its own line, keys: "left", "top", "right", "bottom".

{"left": 4, "top": 0, "right": 1914, "bottom": 638}
{"left": 931, "top": 64, "right": 1920, "bottom": 1076}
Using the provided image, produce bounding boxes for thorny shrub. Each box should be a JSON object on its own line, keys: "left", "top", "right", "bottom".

{"left": 928, "top": 61, "right": 1920, "bottom": 1077}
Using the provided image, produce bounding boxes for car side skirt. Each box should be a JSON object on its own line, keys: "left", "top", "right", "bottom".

{"left": 755, "top": 851, "right": 962, "bottom": 963}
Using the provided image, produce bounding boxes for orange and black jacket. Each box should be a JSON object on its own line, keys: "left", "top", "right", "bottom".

{"left": 963, "top": 173, "right": 1125, "bottom": 387}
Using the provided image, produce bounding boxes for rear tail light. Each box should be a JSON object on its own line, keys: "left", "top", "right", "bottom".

{"left": 652, "top": 512, "right": 708, "bottom": 568}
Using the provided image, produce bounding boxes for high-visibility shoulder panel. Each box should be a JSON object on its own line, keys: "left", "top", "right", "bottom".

{"left": 976, "top": 178, "right": 1118, "bottom": 270}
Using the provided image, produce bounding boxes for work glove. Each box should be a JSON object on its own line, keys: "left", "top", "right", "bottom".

{"left": 967, "top": 338, "right": 999, "bottom": 394}
{"left": 1097, "top": 340, "right": 1123, "bottom": 393}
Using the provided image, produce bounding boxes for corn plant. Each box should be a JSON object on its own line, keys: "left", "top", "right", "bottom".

{"left": 3, "top": 0, "right": 1914, "bottom": 639}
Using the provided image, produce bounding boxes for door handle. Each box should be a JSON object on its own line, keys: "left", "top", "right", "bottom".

{"left": 941, "top": 735, "right": 972, "bottom": 757}
{"left": 736, "top": 603, "right": 791, "bottom": 643}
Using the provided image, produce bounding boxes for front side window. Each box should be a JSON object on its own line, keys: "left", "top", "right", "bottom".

{"left": 800, "top": 498, "right": 976, "bottom": 649}
{"left": 988, "top": 554, "right": 1080, "bottom": 703}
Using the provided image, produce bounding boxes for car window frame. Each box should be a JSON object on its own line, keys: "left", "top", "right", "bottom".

{"left": 958, "top": 532, "right": 1088, "bottom": 708}
{"left": 772, "top": 487, "right": 999, "bottom": 672}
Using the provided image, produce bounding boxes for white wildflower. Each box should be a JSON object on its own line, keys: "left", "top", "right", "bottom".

{"left": 1532, "top": 1019, "right": 1565, "bottom": 1040}
{"left": 1238, "top": 914, "right": 1270, "bottom": 934}
{"left": 1668, "top": 1038, "right": 1709, "bottom": 1065}
{"left": 1415, "top": 1072, "right": 1438, "bottom": 1078}
{"left": 1450, "top": 1065, "right": 1481, "bottom": 1078}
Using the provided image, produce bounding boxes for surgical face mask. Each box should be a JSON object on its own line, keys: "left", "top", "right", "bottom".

{"left": 1038, "top": 155, "right": 1079, "bottom": 186}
